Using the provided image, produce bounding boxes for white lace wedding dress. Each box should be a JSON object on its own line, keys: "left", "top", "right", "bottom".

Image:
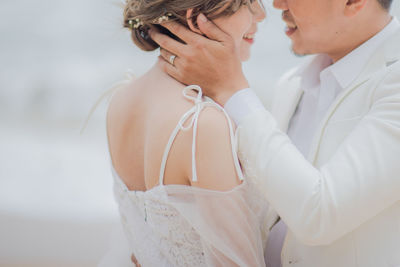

{"left": 99, "top": 82, "right": 272, "bottom": 267}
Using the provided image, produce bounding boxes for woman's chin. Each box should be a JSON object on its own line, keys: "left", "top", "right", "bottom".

{"left": 239, "top": 44, "right": 252, "bottom": 61}
{"left": 240, "top": 53, "right": 251, "bottom": 62}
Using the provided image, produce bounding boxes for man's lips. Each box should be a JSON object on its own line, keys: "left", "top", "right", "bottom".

{"left": 285, "top": 25, "right": 297, "bottom": 36}
{"left": 282, "top": 11, "right": 298, "bottom": 36}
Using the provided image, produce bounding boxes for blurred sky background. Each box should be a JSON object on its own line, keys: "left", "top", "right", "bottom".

{"left": 1, "top": 0, "right": 399, "bottom": 266}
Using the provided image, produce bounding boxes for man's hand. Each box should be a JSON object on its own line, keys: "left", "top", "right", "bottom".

{"left": 149, "top": 14, "right": 249, "bottom": 105}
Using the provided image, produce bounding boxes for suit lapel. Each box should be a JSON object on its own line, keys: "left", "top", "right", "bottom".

{"left": 306, "top": 29, "right": 400, "bottom": 163}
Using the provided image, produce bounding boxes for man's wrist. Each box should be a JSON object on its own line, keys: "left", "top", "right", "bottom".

{"left": 224, "top": 88, "right": 266, "bottom": 125}
{"left": 214, "top": 91, "right": 240, "bottom": 106}
{"left": 214, "top": 78, "right": 249, "bottom": 106}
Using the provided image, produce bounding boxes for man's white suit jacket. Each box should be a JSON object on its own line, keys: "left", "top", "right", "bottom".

{"left": 236, "top": 29, "right": 400, "bottom": 267}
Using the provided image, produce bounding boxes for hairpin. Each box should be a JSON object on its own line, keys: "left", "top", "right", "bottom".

{"left": 153, "top": 13, "right": 173, "bottom": 24}
{"left": 128, "top": 12, "right": 173, "bottom": 30}
{"left": 128, "top": 18, "right": 144, "bottom": 29}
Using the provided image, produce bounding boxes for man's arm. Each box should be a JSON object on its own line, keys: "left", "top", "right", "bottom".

{"left": 236, "top": 64, "right": 400, "bottom": 246}
{"left": 149, "top": 14, "right": 249, "bottom": 105}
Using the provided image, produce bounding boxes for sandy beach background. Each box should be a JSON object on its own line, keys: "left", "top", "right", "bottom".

{"left": 1, "top": 0, "right": 399, "bottom": 266}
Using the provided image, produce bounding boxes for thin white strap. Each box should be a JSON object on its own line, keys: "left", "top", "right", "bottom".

{"left": 204, "top": 98, "right": 244, "bottom": 181}
{"left": 158, "top": 105, "right": 198, "bottom": 185}
{"left": 218, "top": 105, "right": 244, "bottom": 181}
{"left": 158, "top": 85, "right": 244, "bottom": 185}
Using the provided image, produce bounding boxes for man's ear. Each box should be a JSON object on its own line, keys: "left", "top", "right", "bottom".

{"left": 186, "top": 9, "right": 203, "bottom": 34}
{"left": 344, "top": 0, "right": 367, "bottom": 16}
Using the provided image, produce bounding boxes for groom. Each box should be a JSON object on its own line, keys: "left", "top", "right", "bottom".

{"left": 149, "top": 0, "right": 400, "bottom": 266}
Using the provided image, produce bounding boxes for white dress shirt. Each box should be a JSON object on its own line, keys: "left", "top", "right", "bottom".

{"left": 224, "top": 17, "right": 400, "bottom": 267}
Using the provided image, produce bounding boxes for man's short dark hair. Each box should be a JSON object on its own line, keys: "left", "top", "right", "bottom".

{"left": 377, "top": 0, "right": 393, "bottom": 10}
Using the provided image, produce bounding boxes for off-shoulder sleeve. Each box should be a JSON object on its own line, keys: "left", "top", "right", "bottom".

{"left": 165, "top": 184, "right": 267, "bottom": 267}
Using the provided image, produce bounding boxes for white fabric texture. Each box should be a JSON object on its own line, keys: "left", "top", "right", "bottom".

{"left": 225, "top": 17, "right": 400, "bottom": 267}
{"left": 265, "top": 17, "right": 400, "bottom": 267}
{"left": 224, "top": 88, "right": 265, "bottom": 125}
{"left": 101, "top": 84, "right": 272, "bottom": 266}
{"left": 234, "top": 27, "right": 400, "bottom": 267}
{"left": 288, "top": 17, "right": 400, "bottom": 157}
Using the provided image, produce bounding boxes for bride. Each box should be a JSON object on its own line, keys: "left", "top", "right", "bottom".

{"left": 103, "top": 0, "right": 271, "bottom": 265}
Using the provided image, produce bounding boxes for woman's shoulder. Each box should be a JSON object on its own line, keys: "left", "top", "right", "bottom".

{"left": 109, "top": 66, "right": 188, "bottom": 117}
{"left": 196, "top": 105, "right": 234, "bottom": 138}
{"left": 107, "top": 68, "right": 168, "bottom": 121}
{"left": 108, "top": 71, "right": 150, "bottom": 108}
{"left": 188, "top": 104, "right": 242, "bottom": 191}
{"left": 106, "top": 83, "right": 138, "bottom": 137}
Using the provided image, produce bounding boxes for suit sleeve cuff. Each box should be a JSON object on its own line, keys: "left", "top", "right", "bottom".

{"left": 224, "top": 88, "right": 266, "bottom": 125}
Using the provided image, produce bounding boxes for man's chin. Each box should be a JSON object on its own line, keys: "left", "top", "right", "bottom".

{"left": 292, "top": 49, "right": 309, "bottom": 57}
{"left": 290, "top": 45, "right": 311, "bottom": 57}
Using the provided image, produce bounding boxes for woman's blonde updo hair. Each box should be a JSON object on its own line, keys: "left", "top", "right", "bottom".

{"left": 123, "top": 0, "right": 254, "bottom": 51}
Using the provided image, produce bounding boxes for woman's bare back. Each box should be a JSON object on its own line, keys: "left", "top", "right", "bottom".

{"left": 104, "top": 63, "right": 268, "bottom": 267}
{"left": 106, "top": 62, "right": 240, "bottom": 192}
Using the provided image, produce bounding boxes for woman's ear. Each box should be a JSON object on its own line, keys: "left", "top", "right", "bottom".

{"left": 186, "top": 9, "right": 202, "bottom": 34}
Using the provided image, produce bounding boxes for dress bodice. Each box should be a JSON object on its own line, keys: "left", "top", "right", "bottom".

{"left": 113, "top": 167, "right": 206, "bottom": 266}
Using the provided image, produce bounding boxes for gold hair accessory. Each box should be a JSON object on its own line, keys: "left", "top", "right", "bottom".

{"left": 128, "top": 18, "right": 143, "bottom": 29}
{"left": 128, "top": 13, "right": 173, "bottom": 29}
{"left": 153, "top": 13, "right": 173, "bottom": 24}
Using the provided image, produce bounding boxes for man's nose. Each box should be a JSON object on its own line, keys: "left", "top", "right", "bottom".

{"left": 273, "top": 0, "right": 289, "bottom": 10}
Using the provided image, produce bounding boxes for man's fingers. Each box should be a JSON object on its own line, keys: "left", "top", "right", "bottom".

{"left": 197, "top": 13, "right": 229, "bottom": 43}
{"left": 149, "top": 30, "right": 186, "bottom": 57}
{"left": 161, "top": 21, "right": 202, "bottom": 44}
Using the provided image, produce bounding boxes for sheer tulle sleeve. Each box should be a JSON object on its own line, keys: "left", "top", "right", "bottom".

{"left": 164, "top": 182, "right": 267, "bottom": 267}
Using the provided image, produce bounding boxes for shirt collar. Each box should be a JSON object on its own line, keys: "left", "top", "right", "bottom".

{"left": 329, "top": 17, "right": 400, "bottom": 89}
{"left": 297, "top": 54, "right": 332, "bottom": 92}
{"left": 296, "top": 17, "right": 400, "bottom": 91}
